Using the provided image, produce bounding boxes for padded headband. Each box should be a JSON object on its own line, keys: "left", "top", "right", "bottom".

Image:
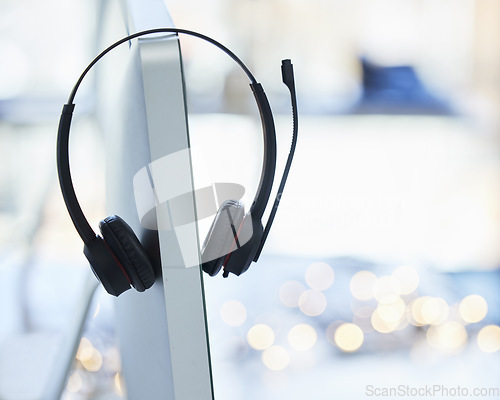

{"left": 57, "top": 28, "right": 277, "bottom": 245}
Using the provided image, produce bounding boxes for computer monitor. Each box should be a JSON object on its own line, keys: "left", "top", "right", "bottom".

{"left": 97, "top": 0, "right": 213, "bottom": 398}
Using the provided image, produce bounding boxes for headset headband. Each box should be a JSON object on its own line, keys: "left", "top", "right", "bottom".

{"left": 57, "top": 28, "right": 277, "bottom": 245}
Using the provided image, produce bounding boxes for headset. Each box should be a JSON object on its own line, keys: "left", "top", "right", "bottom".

{"left": 57, "top": 28, "right": 298, "bottom": 296}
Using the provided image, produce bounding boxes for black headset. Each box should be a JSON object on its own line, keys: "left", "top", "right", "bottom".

{"left": 57, "top": 28, "right": 298, "bottom": 296}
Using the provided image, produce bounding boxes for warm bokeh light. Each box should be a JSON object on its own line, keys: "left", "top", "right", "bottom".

{"left": 305, "top": 262, "right": 335, "bottom": 291}
{"left": 67, "top": 372, "right": 83, "bottom": 393}
{"left": 76, "top": 337, "right": 93, "bottom": 361}
{"left": 82, "top": 350, "right": 103, "bottom": 372}
{"left": 247, "top": 324, "right": 275, "bottom": 351}
{"left": 371, "top": 308, "right": 400, "bottom": 333}
{"left": 76, "top": 337, "right": 103, "bottom": 372}
{"left": 220, "top": 300, "right": 247, "bottom": 327}
{"left": 477, "top": 325, "right": 500, "bottom": 353}
{"left": 426, "top": 321, "right": 468, "bottom": 353}
{"left": 92, "top": 302, "right": 101, "bottom": 319}
{"left": 279, "top": 280, "right": 306, "bottom": 308}
{"left": 350, "top": 270, "right": 377, "bottom": 301}
{"left": 288, "top": 324, "right": 317, "bottom": 351}
{"left": 373, "top": 276, "right": 401, "bottom": 303}
{"left": 114, "top": 373, "right": 125, "bottom": 396}
{"left": 423, "top": 297, "right": 448, "bottom": 326}
{"left": 411, "top": 296, "right": 449, "bottom": 326}
{"left": 410, "top": 297, "right": 428, "bottom": 326}
{"left": 459, "top": 295, "right": 488, "bottom": 324}
{"left": 261, "top": 346, "right": 291, "bottom": 371}
{"left": 392, "top": 265, "right": 419, "bottom": 295}
{"left": 298, "top": 289, "right": 328, "bottom": 317}
{"left": 334, "top": 323, "right": 364, "bottom": 352}
{"left": 376, "top": 296, "right": 406, "bottom": 324}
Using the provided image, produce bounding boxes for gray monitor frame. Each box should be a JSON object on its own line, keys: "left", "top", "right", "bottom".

{"left": 102, "top": 0, "right": 214, "bottom": 398}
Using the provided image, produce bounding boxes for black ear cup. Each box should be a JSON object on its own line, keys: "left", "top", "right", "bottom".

{"left": 223, "top": 214, "right": 263, "bottom": 276}
{"left": 84, "top": 237, "right": 132, "bottom": 297}
{"left": 99, "top": 215, "right": 156, "bottom": 292}
{"left": 201, "top": 200, "right": 245, "bottom": 276}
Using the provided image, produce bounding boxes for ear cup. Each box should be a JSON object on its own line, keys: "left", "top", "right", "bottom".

{"left": 84, "top": 237, "right": 132, "bottom": 297}
{"left": 223, "top": 214, "right": 263, "bottom": 276}
{"left": 201, "top": 200, "right": 245, "bottom": 276}
{"left": 99, "top": 215, "right": 156, "bottom": 292}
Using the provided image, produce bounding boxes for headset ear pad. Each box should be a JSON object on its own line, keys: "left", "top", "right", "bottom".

{"left": 201, "top": 200, "right": 245, "bottom": 276}
{"left": 99, "top": 215, "right": 156, "bottom": 292}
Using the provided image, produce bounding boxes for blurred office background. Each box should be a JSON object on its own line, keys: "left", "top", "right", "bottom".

{"left": 1, "top": 0, "right": 500, "bottom": 399}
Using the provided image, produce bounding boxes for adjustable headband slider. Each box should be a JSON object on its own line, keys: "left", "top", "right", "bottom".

{"left": 250, "top": 82, "right": 264, "bottom": 94}
{"left": 62, "top": 103, "right": 75, "bottom": 114}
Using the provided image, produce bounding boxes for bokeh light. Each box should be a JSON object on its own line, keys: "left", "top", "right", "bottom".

{"left": 334, "top": 323, "right": 364, "bottom": 352}
{"left": 261, "top": 346, "right": 291, "bottom": 371}
{"left": 350, "top": 270, "right": 377, "bottom": 301}
{"left": 220, "top": 300, "right": 247, "bottom": 327}
{"left": 114, "top": 373, "right": 125, "bottom": 396}
{"left": 426, "top": 321, "right": 468, "bottom": 353}
{"left": 279, "top": 280, "right": 306, "bottom": 308}
{"left": 287, "top": 324, "right": 317, "bottom": 351}
{"left": 391, "top": 265, "right": 419, "bottom": 295}
{"left": 376, "top": 296, "right": 406, "bottom": 325}
{"left": 411, "top": 296, "right": 449, "bottom": 326}
{"left": 66, "top": 372, "right": 83, "bottom": 393}
{"left": 459, "top": 295, "right": 488, "bottom": 324}
{"left": 373, "top": 276, "right": 401, "bottom": 303}
{"left": 305, "top": 262, "right": 335, "bottom": 291}
{"left": 477, "top": 325, "right": 500, "bottom": 353}
{"left": 298, "top": 289, "right": 328, "bottom": 317}
{"left": 92, "top": 302, "right": 101, "bottom": 319}
{"left": 76, "top": 337, "right": 93, "bottom": 360}
{"left": 371, "top": 308, "right": 400, "bottom": 333}
{"left": 81, "top": 351, "right": 103, "bottom": 372}
{"left": 76, "top": 337, "right": 103, "bottom": 372}
{"left": 247, "top": 324, "right": 275, "bottom": 350}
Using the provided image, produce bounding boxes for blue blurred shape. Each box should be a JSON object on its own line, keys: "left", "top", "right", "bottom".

{"left": 353, "top": 57, "right": 453, "bottom": 115}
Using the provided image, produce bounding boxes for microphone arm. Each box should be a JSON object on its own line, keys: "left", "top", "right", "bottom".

{"left": 254, "top": 59, "right": 298, "bottom": 261}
